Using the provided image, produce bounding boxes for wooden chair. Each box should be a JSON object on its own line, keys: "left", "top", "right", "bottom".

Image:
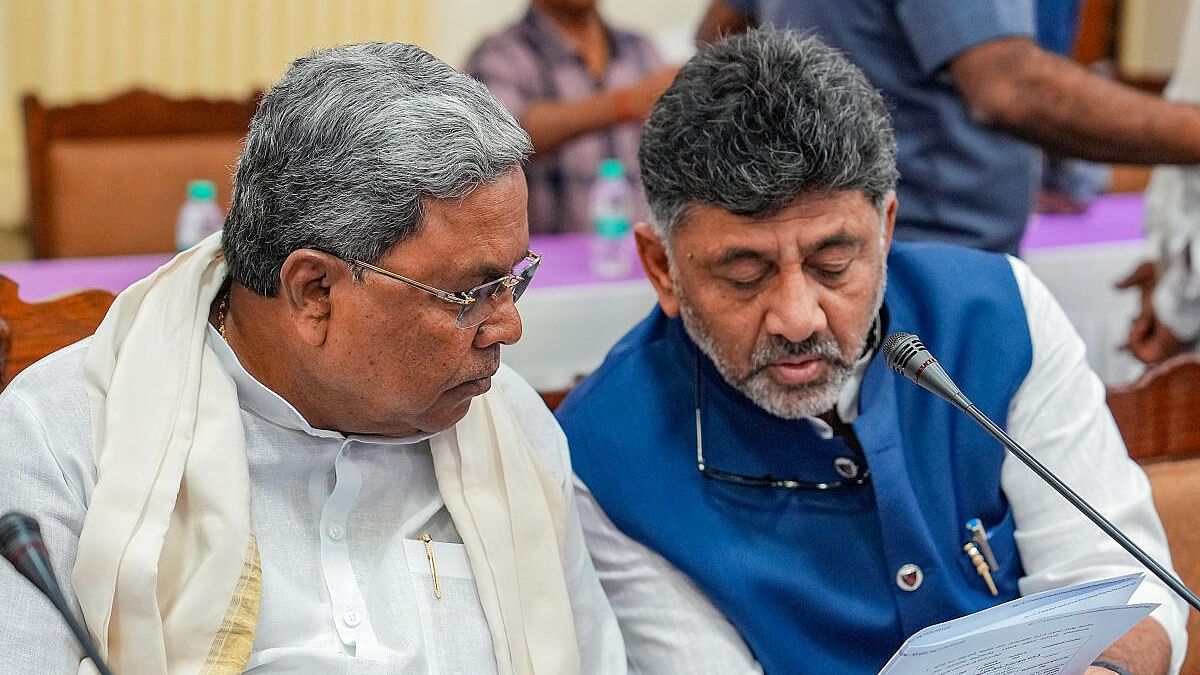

{"left": 1107, "top": 355, "right": 1200, "bottom": 675}
{"left": 23, "top": 89, "right": 259, "bottom": 258}
{"left": 0, "top": 276, "right": 114, "bottom": 391}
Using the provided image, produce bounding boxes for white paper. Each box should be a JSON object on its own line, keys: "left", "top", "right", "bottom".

{"left": 879, "top": 574, "right": 1155, "bottom": 675}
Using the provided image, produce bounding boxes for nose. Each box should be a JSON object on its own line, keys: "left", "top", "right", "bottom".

{"left": 473, "top": 292, "right": 523, "bottom": 348}
{"left": 762, "top": 270, "right": 828, "bottom": 343}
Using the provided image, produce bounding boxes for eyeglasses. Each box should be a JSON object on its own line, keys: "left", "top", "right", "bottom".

{"left": 347, "top": 251, "right": 541, "bottom": 329}
{"left": 693, "top": 351, "right": 871, "bottom": 490}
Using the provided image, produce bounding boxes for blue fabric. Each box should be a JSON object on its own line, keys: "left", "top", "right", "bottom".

{"left": 558, "top": 242, "right": 1035, "bottom": 673}
{"left": 724, "top": 0, "right": 1037, "bottom": 255}
{"left": 1036, "top": 0, "right": 1082, "bottom": 55}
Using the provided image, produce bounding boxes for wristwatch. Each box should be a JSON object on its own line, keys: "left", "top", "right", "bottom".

{"left": 1091, "top": 660, "right": 1134, "bottom": 675}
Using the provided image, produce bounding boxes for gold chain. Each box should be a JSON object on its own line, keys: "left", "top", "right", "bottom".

{"left": 216, "top": 291, "right": 230, "bottom": 341}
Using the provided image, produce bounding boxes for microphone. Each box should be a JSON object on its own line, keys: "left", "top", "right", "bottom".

{"left": 0, "top": 512, "right": 115, "bottom": 675}
{"left": 882, "top": 332, "right": 1200, "bottom": 613}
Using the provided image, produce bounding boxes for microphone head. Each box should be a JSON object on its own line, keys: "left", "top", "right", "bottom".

{"left": 882, "top": 332, "right": 926, "bottom": 375}
{"left": 0, "top": 513, "right": 113, "bottom": 674}
{"left": 881, "top": 331, "right": 972, "bottom": 410}
{"left": 0, "top": 511, "right": 40, "bottom": 557}
{"left": 0, "top": 510, "right": 61, "bottom": 602}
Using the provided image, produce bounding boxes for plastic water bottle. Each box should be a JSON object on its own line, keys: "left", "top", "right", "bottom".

{"left": 175, "top": 179, "right": 225, "bottom": 251}
{"left": 589, "top": 158, "right": 634, "bottom": 277}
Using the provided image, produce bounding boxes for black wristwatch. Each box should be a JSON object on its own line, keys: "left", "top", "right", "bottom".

{"left": 1090, "top": 660, "right": 1134, "bottom": 675}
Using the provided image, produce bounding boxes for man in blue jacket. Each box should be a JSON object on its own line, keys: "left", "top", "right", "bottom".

{"left": 557, "top": 29, "right": 1186, "bottom": 675}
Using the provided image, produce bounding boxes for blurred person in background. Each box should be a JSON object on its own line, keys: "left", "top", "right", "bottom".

{"left": 466, "top": 0, "right": 678, "bottom": 234}
{"left": 0, "top": 42, "right": 626, "bottom": 674}
{"left": 1119, "top": 0, "right": 1200, "bottom": 365}
{"left": 697, "top": 0, "right": 1200, "bottom": 255}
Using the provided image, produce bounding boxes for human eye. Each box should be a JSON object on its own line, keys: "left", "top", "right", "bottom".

{"left": 806, "top": 258, "right": 853, "bottom": 282}
{"left": 719, "top": 262, "right": 771, "bottom": 290}
{"left": 801, "top": 242, "right": 859, "bottom": 279}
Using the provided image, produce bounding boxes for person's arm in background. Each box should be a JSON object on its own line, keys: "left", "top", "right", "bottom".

{"left": 519, "top": 67, "right": 679, "bottom": 155}
{"left": 465, "top": 32, "right": 677, "bottom": 156}
{"left": 949, "top": 37, "right": 1200, "bottom": 164}
{"left": 698, "top": 0, "right": 1200, "bottom": 166}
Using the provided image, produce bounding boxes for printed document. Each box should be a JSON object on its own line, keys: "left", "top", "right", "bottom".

{"left": 879, "top": 573, "right": 1155, "bottom": 675}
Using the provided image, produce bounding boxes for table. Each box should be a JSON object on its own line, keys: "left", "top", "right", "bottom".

{"left": 0, "top": 195, "right": 1149, "bottom": 388}
{"left": 1021, "top": 194, "right": 1148, "bottom": 386}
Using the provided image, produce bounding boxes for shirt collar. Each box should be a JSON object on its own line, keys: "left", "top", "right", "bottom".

{"left": 205, "top": 325, "right": 433, "bottom": 446}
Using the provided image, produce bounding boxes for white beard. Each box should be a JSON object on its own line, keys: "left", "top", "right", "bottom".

{"left": 673, "top": 261, "right": 886, "bottom": 420}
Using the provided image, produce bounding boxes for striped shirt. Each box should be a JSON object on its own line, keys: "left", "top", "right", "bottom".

{"left": 466, "top": 9, "right": 662, "bottom": 234}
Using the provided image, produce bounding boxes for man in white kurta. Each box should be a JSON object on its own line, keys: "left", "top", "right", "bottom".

{"left": 0, "top": 41, "right": 625, "bottom": 675}
{"left": 0, "top": 331, "right": 623, "bottom": 673}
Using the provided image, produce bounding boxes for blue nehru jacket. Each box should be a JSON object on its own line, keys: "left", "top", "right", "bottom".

{"left": 557, "top": 242, "right": 1034, "bottom": 673}
{"left": 725, "top": 0, "right": 1038, "bottom": 254}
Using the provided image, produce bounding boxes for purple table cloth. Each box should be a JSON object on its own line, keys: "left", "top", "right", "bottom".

{"left": 0, "top": 194, "right": 1145, "bottom": 302}
{"left": 1021, "top": 193, "right": 1144, "bottom": 250}
{"left": 0, "top": 233, "right": 646, "bottom": 302}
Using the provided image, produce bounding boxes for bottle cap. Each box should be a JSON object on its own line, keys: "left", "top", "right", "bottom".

{"left": 597, "top": 158, "right": 625, "bottom": 179}
{"left": 187, "top": 179, "right": 217, "bottom": 201}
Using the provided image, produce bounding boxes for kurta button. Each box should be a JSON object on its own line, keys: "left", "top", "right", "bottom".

{"left": 342, "top": 610, "right": 361, "bottom": 627}
{"left": 834, "top": 457, "right": 860, "bottom": 479}
{"left": 327, "top": 525, "right": 344, "bottom": 541}
{"left": 896, "top": 564, "right": 923, "bottom": 591}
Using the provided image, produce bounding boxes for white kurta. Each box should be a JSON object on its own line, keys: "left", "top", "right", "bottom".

{"left": 576, "top": 258, "right": 1190, "bottom": 675}
{"left": 1146, "top": 0, "right": 1200, "bottom": 343}
{"left": 0, "top": 328, "right": 626, "bottom": 674}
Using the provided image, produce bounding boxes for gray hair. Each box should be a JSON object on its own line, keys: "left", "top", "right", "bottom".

{"left": 639, "top": 29, "right": 898, "bottom": 237}
{"left": 223, "top": 42, "right": 531, "bottom": 296}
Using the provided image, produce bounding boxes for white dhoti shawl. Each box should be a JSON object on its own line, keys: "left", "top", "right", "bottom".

{"left": 72, "top": 234, "right": 581, "bottom": 675}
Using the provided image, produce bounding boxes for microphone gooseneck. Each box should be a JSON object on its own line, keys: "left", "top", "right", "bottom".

{"left": 0, "top": 512, "right": 116, "bottom": 675}
{"left": 882, "top": 332, "right": 1200, "bottom": 613}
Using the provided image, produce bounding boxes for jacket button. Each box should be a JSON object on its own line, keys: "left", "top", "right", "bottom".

{"left": 896, "top": 563, "right": 923, "bottom": 591}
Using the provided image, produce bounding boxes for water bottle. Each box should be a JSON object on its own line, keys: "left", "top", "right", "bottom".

{"left": 589, "top": 158, "right": 634, "bottom": 277}
{"left": 175, "top": 179, "right": 225, "bottom": 251}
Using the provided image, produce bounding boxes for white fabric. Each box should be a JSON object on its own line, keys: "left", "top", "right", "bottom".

{"left": 1146, "top": 0, "right": 1200, "bottom": 343}
{"left": 0, "top": 241, "right": 624, "bottom": 674}
{"left": 73, "top": 234, "right": 249, "bottom": 674}
{"left": 429, "top": 375, "right": 579, "bottom": 675}
{"left": 579, "top": 257, "right": 1189, "bottom": 674}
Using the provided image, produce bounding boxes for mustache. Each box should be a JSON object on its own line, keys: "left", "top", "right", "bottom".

{"left": 747, "top": 333, "right": 851, "bottom": 377}
{"left": 466, "top": 346, "right": 501, "bottom": 381}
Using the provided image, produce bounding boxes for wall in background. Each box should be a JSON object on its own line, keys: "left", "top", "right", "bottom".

{"left": 0, "top": 0, "right": 1186, "bottom": 253}
{"left": 1121, "top": 0, "right": 1191, "bottom": 79}
{"left": 0, "top": 0, "right": 708, "bottom": 248}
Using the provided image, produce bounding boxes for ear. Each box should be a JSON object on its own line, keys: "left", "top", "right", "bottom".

{"left": 278, "top": 249, "right": 344, "bottom": 346}
{"left": 881, "top": 191, "right": 898, "bottom": 253}
{"left": 634, "top": 222, "right": 681, "bottom": 317}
